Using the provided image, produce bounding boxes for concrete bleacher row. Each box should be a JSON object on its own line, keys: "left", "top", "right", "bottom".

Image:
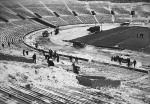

{"left": 0, "top": 1, "right": 148, "bottom": 49}
{"left": 0, "top": 19, "right": 47, "bottom": 48}
{"left": 0, "top": 1, "right": 149, "bottom": 20}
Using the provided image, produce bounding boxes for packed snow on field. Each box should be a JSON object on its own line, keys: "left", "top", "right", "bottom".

{"left": 0, "top": 60, "right": 80, "bottom": 88}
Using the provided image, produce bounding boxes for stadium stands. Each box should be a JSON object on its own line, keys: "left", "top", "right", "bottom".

{"left": 0, "top": 9, "right": 21, "bottom": 20}
{"left": 27, "top": 7, "right": 54, "bottom": 17}
{"left": 60, "top": 15, "right": 82, "bottom": 25}
{"left": 114, "top": 15, "right": 131, "bottom": 23}
{"left": 2, "top": 1, "right": 21, "bottom": 9}
{"left": 96, "top": 15, "right": 113, "bottom": 23}
{"left": 111, "top": 6, "right": 130, "bottom": 15}
{"left": 43, "top": 17, "right": 67, "bottom": 26}
{"left": 46, "top": 3, "right": 73, "bottom": 15}
{"left": 89, "top": 3, "right": 110, "bottom": 14}
{"left": 0, "top": 1, "right": 149, "bottom": 50}
{"left": 67, "top": 2, "right": 91, "bottom": 15}
{"left": 0, "top": 19, "right": 47, "bottom": 48}
{"left": 10, "top": 8, "right": 36, "bottom": 18}
{"left": 78, "top": 15, "right": 97, "bottom": 24}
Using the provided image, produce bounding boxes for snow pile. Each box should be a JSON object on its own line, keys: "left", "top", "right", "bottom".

{"left": 0, "top": 61, "right": 79, "bottom": 88}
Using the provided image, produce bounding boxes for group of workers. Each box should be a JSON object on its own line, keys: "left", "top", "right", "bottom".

{"left": 29, "top": 49, "right": 60, "bottom": 66}
{"left": 111, "top": 55, "right": 137, "bottom": 68}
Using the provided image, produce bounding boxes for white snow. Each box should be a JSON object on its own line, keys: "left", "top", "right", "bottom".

{"left": 0, "top": 23, "right": 150, "bottom": 104}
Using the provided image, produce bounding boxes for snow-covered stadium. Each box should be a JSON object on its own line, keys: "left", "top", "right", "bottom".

{"left": 0, "top": 0, "right": 150, "bottom": 103}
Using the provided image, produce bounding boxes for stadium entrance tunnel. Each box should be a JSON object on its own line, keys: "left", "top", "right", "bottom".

{"left": 76, "top": 75, "right": 121, "bottom": 88}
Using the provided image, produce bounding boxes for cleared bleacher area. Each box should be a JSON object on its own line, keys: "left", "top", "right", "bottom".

{"left": 95, "top": 15, "right": 113, "bottom": 23}
{"left": 67, "top": 2, "right": 91, "bottom": 15}
{"left": 46, "top": 3, "right": 72, "bottom": 16}
{"left": 78, "top": 15, "right": 97, "bottom": 24}
{"left": 22, "top": 2, "right": 54, "bottom": 17}
{"left": 0, "top": 1, "right": 149, "bottom": 50}
{"left": 43, "top": 16, "right": 67, "bottom": 26}
{"left": 60, "top": 15, "right": 82, "bottom": 25}
{"left": 89, "top": 3, "right": 110, "bottom": 15}
{"left": 111, "top": 5, "right": 130, "bottom": 15}
{"left": 0, "top": 9, "right": 21, "bottom": 20}
{"left": 114, "top": 15, "right": 131, "bottom": 23}
{"left": 0, "top": 19, "right": 47, "bottom": 48}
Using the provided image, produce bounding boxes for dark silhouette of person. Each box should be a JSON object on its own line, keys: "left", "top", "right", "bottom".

{"left": 23, "top": 50, "right": 25, "bottom": 56}
{"left": 26, "top": 50, "right": 28, "bottom": 55}
{"left": 49, "top": 49, "right": 53, "bottom": 58}
{"left": 133, "top": 60, "right": 137, "bottom": 68}
{"left": 47, "top": 59, "right": 54, "bottom": 67}
{"left": 72, "top": 63, "right": 80, "bottom": 74}
{"left": 111, "top": 56, "right": 114, "bottom": 61}
{"left": 137, "top": 33, "right": 138, "bottom": 38}
{"left": 142, "top": 34, "right": 143, "bottom": 38}
{"left": 69, "top": 56, "right": 73, "bottom": 62}
{"left": 35, "top": 70, "right": 38, "bottom": 74}
{"left": 8, "top": 94, "right": 12, "bottom": 98}
{"left": 118, "top": 57, "right": 122, "bottom": 65}
{"left": 32, "top": 53, "right": 36, "bottom": 63}
{"left": 127, "top": 58, "right": 130, "bottom": 67}
{"left": 57, "top": 54, "right": 59, "bottom": 62}
{"left": 45, "top": 55, "right": 50, "bottom": 60}
{"left": 8, "top": 42, "right": 10, "bottom": 47}
{"left": 2, "top": 43, "right": 4, "bottom": 49}
{"left": 140, "top": 34, "right": 143, "bottom": 38}
{"left": 75, "top": 57, "right": 78, "bottom": 63}
{"left": 53, "top": 51, "right": 57, "bottom": 60}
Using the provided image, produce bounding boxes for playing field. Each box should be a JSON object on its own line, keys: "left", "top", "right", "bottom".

{"left": 71, "top": 26, "right": 150, "bottom": 53}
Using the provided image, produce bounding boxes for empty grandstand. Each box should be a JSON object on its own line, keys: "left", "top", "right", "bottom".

{"left": 0, "top": 0, "right": 150, "bottom": 104}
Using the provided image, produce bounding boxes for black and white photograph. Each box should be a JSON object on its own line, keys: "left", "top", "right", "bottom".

{"left": 0, "top": 0, "right": 150, "bottom": 103}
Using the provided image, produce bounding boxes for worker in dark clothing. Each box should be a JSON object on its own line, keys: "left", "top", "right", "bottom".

{"left": 23, "top": 50, "right": 25, "bottom": 56}
{"left": 8, "top": 94, "right": 12, "bottom": 98}
{"left": 72, "top": 63, "right": 80, "bottom": 74}
{"left": 56, "top": 54, "right": 59, "bottom": 62}
{"left": 26, "top": 50, "right": 28, "bottom": 55}
{"left": 2, "top": 43, "right": 4, "bottom": 49}
{"left": 53, "top": 51, "right": 57, "bottom": 60}
{"left": 8, "top": 42, "right": 10, "bottom": 47}
{"left": 137, "top": 33, "right": 138, "bottom": 38}
{"left": 133, "top": 60, "right": 137, "bottom": 68}
{"left": 47, "top": 58, "right": 54, "bottom": 67}
{"left": 49, "top": 49, "right": 53, "bottom": 58}
{"left": 32, "top": 53, "right": 36, "bottom": 63}
{"left": 127, "top": 58, "right": 130, "bottom": 67}
{"left": 118, "top": 58, "right": 122, "bottom": 65}
{"left": 75, "top": 57, "right": 78, "bottom": 63}
{"left": 69, "top": 56, "right": 73, "bottom": 62}
{"left": 45, "top": 54, "right": 50, "bottom": 60}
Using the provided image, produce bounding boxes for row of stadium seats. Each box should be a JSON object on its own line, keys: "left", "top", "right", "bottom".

{"left": 0, "top": 20, "right": 47, "bottom": 48}
{"left": 61, "top": 15, "right": 82, "bottom": 25}
{"left": 89, "top": 3, "right": 111, "bottom": 14}
{"left": 46, "top": 3, "right": 73, "bottom": 15}
{"left": 0, "top": 1, "right": 149, "bottom": 21}
{"left": 111, "top": 7, "right": 130, "bottom": 15}
{"left": 67, "top": 3, "right": 91, "bottom": 15}
{"left": 0, "top": 10, "right": 21, "bottom": 20}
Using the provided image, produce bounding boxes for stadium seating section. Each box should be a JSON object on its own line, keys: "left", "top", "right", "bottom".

{"left": 0, "top": 1, "right": 149, "bottom": 49}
